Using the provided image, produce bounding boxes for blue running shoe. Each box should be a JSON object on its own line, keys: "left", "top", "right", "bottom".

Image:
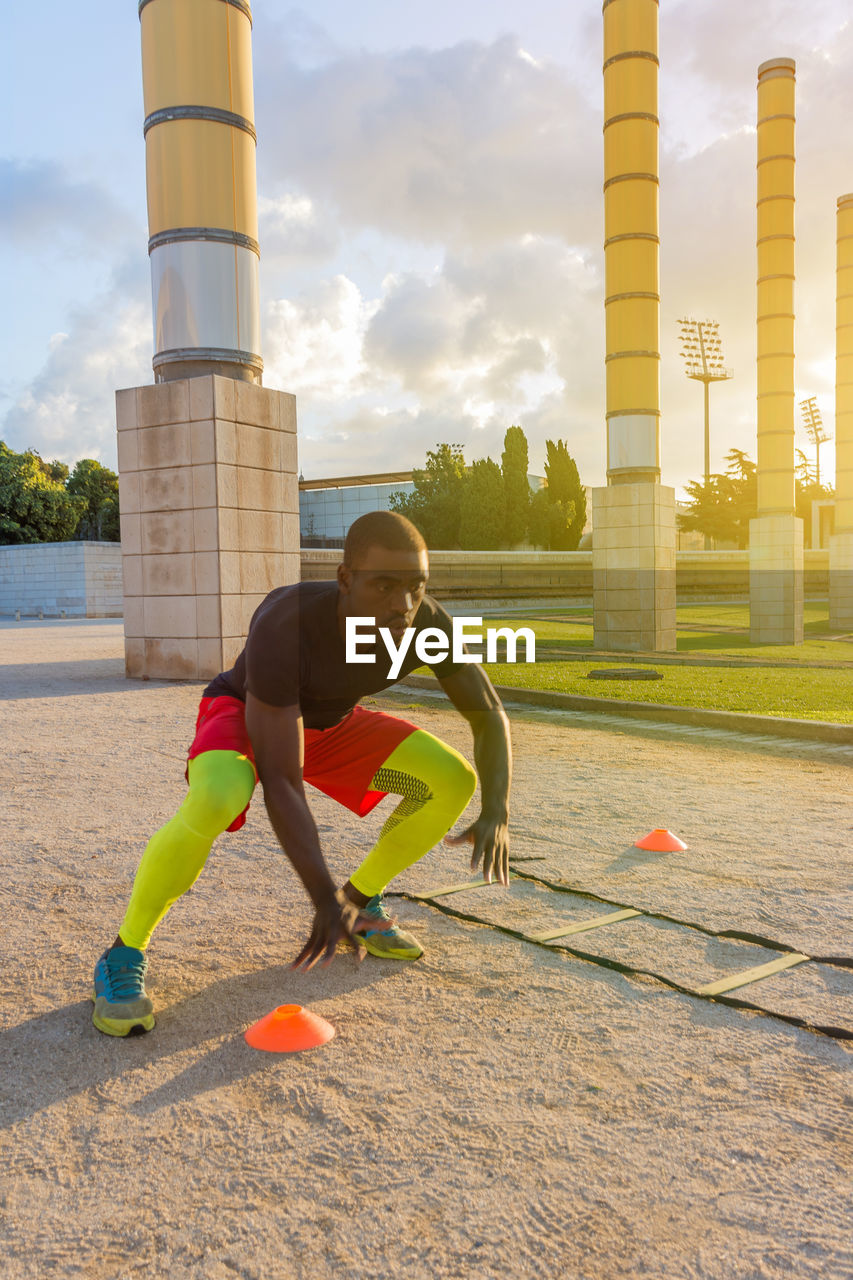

{"left": 92, "top": 945, "right": 155, "bottom": 1036}
{"left": 358, "top": 896, "right": 424, "bottom": 960}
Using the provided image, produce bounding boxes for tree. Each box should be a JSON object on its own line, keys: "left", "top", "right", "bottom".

{"left": 460, "top": 457, "right": 505, "bottom": 549}
{"left": 67, "top": 458, "right": 120, "bottom": 540}
{"left": 0, "top": 443, "right": 85, "bottom": 545}
{"left": 677, "top": 448, "right": 757, "bottom": 548}
{"left": 795, "top": 448, "right": 833, "bottom": 548}
{"left": 527, "top": 439, "right": 586, "bottom": 550}
{"left": 501, "top": 425, "right": 530, "bottom": 547}
{"left": 389, "top": 443, "right": 467, "bottom": 548}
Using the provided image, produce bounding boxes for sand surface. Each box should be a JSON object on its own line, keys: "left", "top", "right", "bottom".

{"left": 1, "top": 620, "right": 851, "bottom": 1280}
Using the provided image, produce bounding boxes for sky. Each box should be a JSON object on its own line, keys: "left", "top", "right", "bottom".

{"left": 3, "top": 0, "right": 852, "bottom": 496}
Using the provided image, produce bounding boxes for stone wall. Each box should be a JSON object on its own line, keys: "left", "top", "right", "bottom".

{"left": 0, "top": 542, "right": 123, "bottom": 618}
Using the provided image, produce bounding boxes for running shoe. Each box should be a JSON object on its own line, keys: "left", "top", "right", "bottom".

{"left": 92, "top": 945, "right": 155, "bottom": 1036}
{"left": 358, "top": 895, "right": 424, "bottom": 960}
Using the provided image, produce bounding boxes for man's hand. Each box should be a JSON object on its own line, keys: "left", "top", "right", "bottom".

{"left": 290, "top": 893, "right": 389, "bottom": 972}
{"left": 445, "top": 814, "right": 510, "bottom": 886}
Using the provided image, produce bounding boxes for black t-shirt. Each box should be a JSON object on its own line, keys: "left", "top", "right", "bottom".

{"left": 203, "top": 580, "right": 466, "bottom": 729}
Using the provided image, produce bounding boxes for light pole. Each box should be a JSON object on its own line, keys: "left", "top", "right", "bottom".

{"left": 799, "top": 396, "right": 831, "bottom": 488}
{"left": 678, "top": 318, "right": 733, "bottom": 548}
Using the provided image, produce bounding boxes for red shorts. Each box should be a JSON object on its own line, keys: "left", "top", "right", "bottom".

{"left": 186, "top": 696, "right": 419, "bottom": 832}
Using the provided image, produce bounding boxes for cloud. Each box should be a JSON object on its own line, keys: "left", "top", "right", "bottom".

{"left": 255, "top": 34, "right": 600, "bottom": 249}
{"left": 1, "top": 258, "right": 150, "bottom": 467}
{"left": 258, "top": 193, "right": 340, "bottom": 268}
{"left": 0, "top": 158, "right": 138, "bottom": 251}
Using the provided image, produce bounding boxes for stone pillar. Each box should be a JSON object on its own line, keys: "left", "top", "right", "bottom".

{"left": 749, "top": 58, "right": 803, "bottom": 644}
{"left": 830, "top": 193, "right": 853, "bottom": 630}
{"left": 594, "top": 0, "right": 675, "bottom": 652}
{"left": 116, "top": 375, "right": 299, "bottom": 680}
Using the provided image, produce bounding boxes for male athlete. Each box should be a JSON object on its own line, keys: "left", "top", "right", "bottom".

{"left": 92, "top": 510, "right": 512, "bottom": 1036}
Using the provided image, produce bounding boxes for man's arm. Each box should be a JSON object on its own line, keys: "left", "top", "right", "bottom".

{"left": 244, "top": 693, "right": 371, "bottom": 968}
{"left": 437, "top": 664, "right": 512, "bottom": 885}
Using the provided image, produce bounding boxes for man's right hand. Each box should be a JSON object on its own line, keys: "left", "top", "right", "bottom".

{"left": 290, "top": 893, "right": 387, "bottom": 972}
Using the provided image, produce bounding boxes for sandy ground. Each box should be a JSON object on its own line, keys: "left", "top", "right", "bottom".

{"left": 0, "top": 619, "right": 851, "bottom": 1280}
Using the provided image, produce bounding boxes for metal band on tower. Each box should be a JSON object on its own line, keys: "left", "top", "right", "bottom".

{"left": 602, "top": 0, "right": 660, "bottom": 484}
{"left": 139, "top": 0, "right": 262, "bottom": 383}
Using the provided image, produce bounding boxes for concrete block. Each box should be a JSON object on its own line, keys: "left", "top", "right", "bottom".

{"left": 125, "top": 638, "right": 145, "bottom": 677}
{"left": 144, "top": 595, "right": 197, "bottom": 639}
{"left": 235, "top": 423, "right": 281, "bottom": 472}
{"left": 235, "top": 380, "right": 279, "bottom": 429}
{"left": 138, "top": 423, "right": 191, "bottom": 471}
{"left": 192, "top": 464, "right": 218, "bottom": 509}
{"left": 219, "top": 552, "right": 242, "bottom": 594}
{"left": 220, "top": 594, "right": 243, "bottom": 637}
{"left": 279, "top": 391, "right": 297, "bottom": 435}
{"left": 121, "top": 554, "right": 143, "bottom": 597}
{"left": 143, "top": 637, "right": 199, "bottom": 680}
{"left": 241, "top": 593, "right": 266, "bottom": 632}
{"left": 123, "top": 596, "right": 144, "bottom": 637}
{"left": 282, "top": 432, "right": 299, "bottom": 473}
{"left": 218, "top": 508, "right": 240, "bottom": 551}
{"left": 117, "top": 428, "right": 139, "bottom": 473}
{"left": 240, "top": 552, "right": 283, "bottom": 594}
{"left": 217, "top": 465, "right": 239, "bottom": 508}
{"left": 142, "top": 553, "right": 196, "bottom": 597}
{"left": 118, "top": 471, "right": 140, "bottom": 515}
{"left": 140, "top": 467, "right": 193, "bottom": 512}
{"left": 141, "top": 510, "right": 195, "bottom": 557}
{"left": 222, "top": 634, "right": 244, "bottom": 669}
{"left": 194, "top": 552, "right": 220, "bottom": 595}
{"left": 196, "top": 594, "right": 222, "bottom": 638}
{"left": 212, "top": 376, "right": 236, "bottom": 422}
{"left": 215, "top": 419, "right": 238, "bottom": 465}
{"left": 189, "top": 376, "right": 214, "bottom": 422}
{"left": 198, "top": 637, "right": 225, "bottom": 678}
{"left": 190, "top": 419, "right": 216, "bottom": 465}
{"left": 237, "top": 467, "right": 283, "bottom": 512}
{"left": 116, "top": 388, "right": 139, "bottom": 431}
{"left": 120, "top": 515, "right": 142, "bottom": 555}
{"left": 238, "top": 509, "right": 283, "bottom": 552}
{"left": 137, "top": 381, "right": 190, "bottom": 428}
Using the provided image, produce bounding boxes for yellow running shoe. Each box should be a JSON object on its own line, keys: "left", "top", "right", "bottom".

{"left": 358, "top": 895, "right": 424, "bottom": 960}
{"left": 92, "top": 945, "right": 155, "bottom": 1036}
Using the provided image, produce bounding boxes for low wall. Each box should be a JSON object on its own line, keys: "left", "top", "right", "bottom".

{"left": 0, "top": 542, "right": 123, "bottom": 618}
{"left": 301, "top": 548, "right": 831, "bottom": 600}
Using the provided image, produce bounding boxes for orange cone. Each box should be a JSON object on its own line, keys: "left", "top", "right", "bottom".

{"left": 634, "top": 828, "right": 688, "bottom": 852}
{"left": 244, "top": 1004, "right": 335, "bottom": 1053}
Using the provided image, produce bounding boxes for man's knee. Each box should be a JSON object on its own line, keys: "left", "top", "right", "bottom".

{"left": 430, "top": 743, "right": 477, "bottom": 809}
{"left": 184, "top": 752, "right": 255, "bottom": 836}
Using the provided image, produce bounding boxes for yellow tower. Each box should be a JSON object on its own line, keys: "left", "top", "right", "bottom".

{"left": 830, "top": 193, "right": 853, "bottom": 628}
{"left": 593, "top": 0, "right": 676, "bottom": 652}
{"left": 749, "top": 58, "right": 803, "bottom": 644}
{"left": 140, "top": 0, "right": 262, "bottom": 383}
{"left": 116, "top": 0, "right": 299, "bottom": 683}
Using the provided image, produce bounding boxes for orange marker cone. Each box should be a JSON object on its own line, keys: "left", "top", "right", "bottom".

{"left": 634, "top": 828, "right": 688, "bottom": 852}
{"left": 245, "top": 1004, "right": 335, "bottom": 1053}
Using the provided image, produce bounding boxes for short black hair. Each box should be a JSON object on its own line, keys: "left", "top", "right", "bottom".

{"left": 343, "top": 510, "right": 427, "bottom": 568}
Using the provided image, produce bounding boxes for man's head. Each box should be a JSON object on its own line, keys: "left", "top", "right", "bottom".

{"left": 337, "top": 511, "right": 429, "bottom": 638}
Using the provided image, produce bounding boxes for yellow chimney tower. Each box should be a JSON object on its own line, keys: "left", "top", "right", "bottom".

{"left": 749, "top": 58, "right": 803, "bottom": 644}
{"left": 830, "top": 193, "right": 853, "bottom": 629}
{"left": 592, "top": 0, "right": 676, "bottom": 653}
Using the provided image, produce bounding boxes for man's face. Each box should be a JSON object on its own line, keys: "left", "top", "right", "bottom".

{"left": 337, "top": 545, "right": 429, "bottom": 640}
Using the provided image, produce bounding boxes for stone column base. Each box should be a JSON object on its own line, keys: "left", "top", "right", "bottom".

{"left": 116, "top": 375, "right": 300, "bottom": 681}
{"left": 748, "top": 514, "right": 803, "bottom": 645}
{"left": 592, "top": 483, "right": 676, "bottom": 652}
{"left": 829, "top": 531, "right": 853, "bottom": 631}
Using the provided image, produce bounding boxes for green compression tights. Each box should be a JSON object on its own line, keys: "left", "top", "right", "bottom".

{"left": 119, "top": 730, "right": 477, "bottom": 951}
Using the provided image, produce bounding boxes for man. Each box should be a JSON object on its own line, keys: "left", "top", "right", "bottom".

{"left": 92, "top": 510, "right": 512, "bottom": 1036}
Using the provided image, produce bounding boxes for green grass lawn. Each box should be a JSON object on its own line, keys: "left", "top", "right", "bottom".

{"left": 477, "top": 660, "right": 853, "bottom": 722}
{"left": 485, "top": 602, "right": 853, "bottom": 665}
{"left": 440, "top": 601, "right": 853, "bottom": 721}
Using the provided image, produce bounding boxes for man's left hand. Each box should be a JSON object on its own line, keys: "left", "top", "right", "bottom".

{"left": 444, "top": 814, "right": 510, "bottom": 886}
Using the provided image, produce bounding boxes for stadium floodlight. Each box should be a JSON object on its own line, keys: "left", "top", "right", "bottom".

{"left": 799, "top": 396, "right": 831, "bottom": 487}
{"left": 677, "top": 318, "right": 733, "bottom": 549}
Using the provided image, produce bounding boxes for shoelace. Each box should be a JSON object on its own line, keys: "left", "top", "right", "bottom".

{"left": 104, "top": 956, "right": 146, "bottom": 1000}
